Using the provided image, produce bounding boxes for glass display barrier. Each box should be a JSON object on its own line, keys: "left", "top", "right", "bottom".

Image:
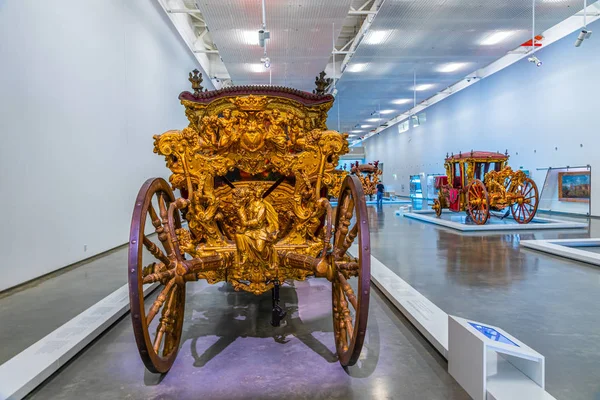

{"left": 426, "top": 174, "right": 446, "bottom": 200}
{"left": 410, "top": 173, "right": 425, "bottom": 199}
{"left": 538, "top": 166, "right": 591, "bottom": 216}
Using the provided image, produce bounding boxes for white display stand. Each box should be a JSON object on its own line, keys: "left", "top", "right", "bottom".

{"left": 394, "top": 205, "right": 413, "bottom": 215}
{"left": 448, "top": 316, "right": 553, "bottom": 400}
{"left": 521, "top": 238, "right": 600, "bottom": 267}
{"left": 403, "top": 210, "right": 588, "bottom": 231}
{"left": 0, "top": 283, "right": 158, "bottom": 400}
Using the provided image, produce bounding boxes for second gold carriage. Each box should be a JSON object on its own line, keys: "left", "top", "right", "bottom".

{"left": 431, "top": 151, "right": 539, "bottom": 225}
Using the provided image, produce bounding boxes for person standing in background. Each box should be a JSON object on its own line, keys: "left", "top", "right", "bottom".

{"left": 376, "top": 181, "right": 385, "bottom": 206}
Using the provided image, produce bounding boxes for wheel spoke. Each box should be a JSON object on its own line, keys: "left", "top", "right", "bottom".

{"left": 162, "top": 286, "right": 180, "bottom": 356}
{"left": 143, "top": 236, "right": 172, "bottom": 266}
{"left": 154, "top": 285, "right": 178, "bottom": 355}
{"left": 147, "top": 279, "right": 175, "bottom": 326}
{"left": 335, "top": 224, "right": 358, "bottom": 260}
{"left": 157, "top": 192, "right": 174, "bottom": 256}
{"left": 337, "top": 272, "right": 358, "bottom": 310}
{"left": 142, "top": 268, "right": 174, "bottom": 285}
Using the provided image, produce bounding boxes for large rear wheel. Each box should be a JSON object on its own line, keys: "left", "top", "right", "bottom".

{"left": 128, "top": 178, "right": 185, "bottom": 373}
{"left": 511, "top": 177, "right": 539, "bottom": 224}
{"left": 332, "top": 175, "right": 371, "bottom": 367}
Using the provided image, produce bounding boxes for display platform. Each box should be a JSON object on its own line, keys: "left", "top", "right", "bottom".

{"left": 330, "top": 199, "right": 411, "bottom": 206}
{"left": 403, "top": 210, "right": 588, "bottom": 232}
{"left": 521, "top": 238, "right": 600, "bottom": 267}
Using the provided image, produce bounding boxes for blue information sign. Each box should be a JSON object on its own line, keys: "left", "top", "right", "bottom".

{"left": 468, "top": 322, "right": 520, "bottom": 347}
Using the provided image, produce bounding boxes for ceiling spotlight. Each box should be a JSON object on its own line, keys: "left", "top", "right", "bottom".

{"left": 360, "top": 124, "right": 372, "bottom": 129}
{"left": 261, "top": 56, "right": 271, "bottom": 69}
{"left": 347, "top": 63, "right": 368, "bottom": 73}
{"left": 528, "top": 55, "right": 542, "bottom": 67}
{"left": 392, "top": 98, "right": 411, "bottom": 105}
{"left": 438, "top": 62, "right": 469, "bottom": 73}
{"left": 575, "top": 29, "right": 592, "bottom": 47}
{"left": 380, "top": 109, "right": 396, "bottom": 115}
{"left": 480, "top": 31, "right": 516, "bottom": 46}
{"left": 414, "top": 84, "right": 434, "bottom": 91}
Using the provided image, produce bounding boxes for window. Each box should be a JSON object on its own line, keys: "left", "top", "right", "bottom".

{"left": 398, "top": 120, "right": 409, "bottom": 133}
{"left": 411, "top": 112, "right": 427, "bottom": 128}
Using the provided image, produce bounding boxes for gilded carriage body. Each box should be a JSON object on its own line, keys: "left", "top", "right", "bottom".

{"left": 432, "top": 151, "right": 539, "bottom": 224}
{"left": 128, "top": 71, "right": 370, "bottom": 374}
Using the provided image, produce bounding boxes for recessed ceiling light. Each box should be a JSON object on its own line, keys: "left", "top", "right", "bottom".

{"left": 364, "top": 30, "right": 393, "bottom": 45}
{"left": 241, "top": 30, "right": 259, "bottom": 46}
{"left": 360, "top": 124, "right": 372, "bottom": 129}
{"left": 414, "top": 84, "right": 434, "bottom": 91}
{"left": 350, "top": 129, "right": 363, "bottom": 133}
{"left": 348, "top": 134, "right": 358, "bottom": 138}
{"left": 380, "top": 109, "right": 396, "bottom": 115}
{"left": 246, "top": 63, "right": 266, "bottom": 73}
{"left": 347, "top": 63, "right": 368, "bottom": 73}
{"left": 438, "top": 62, "right": 469, "bottom": 73}
{"left": 366, "top": 118, "right": 380, "bottom": 122}
{"left": 392, "top": 98, "right": 411, "bottom": 105}
{"left": 480, "top": 31, "right": 516, "bottom": 46}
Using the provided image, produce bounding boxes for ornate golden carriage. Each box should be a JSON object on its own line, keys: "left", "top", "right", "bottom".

{"left": 431, "top": 151, "right": 539, "bottom": 224}
{"left": 350, "top": 161, "right": 382, "bottom": 196}
{"left": 128, "top": 71, "right": 370, "bottom": 373}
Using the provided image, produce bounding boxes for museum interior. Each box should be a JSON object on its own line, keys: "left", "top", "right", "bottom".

{"left": 1, "top": 1, "right": 600, "bottom": 399}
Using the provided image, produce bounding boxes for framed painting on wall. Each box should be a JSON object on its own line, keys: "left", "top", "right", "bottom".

{"left": 558, "top": 171, "right": 591, "bottom": 203}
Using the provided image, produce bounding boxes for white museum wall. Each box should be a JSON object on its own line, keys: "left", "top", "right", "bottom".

{"left": 363, "top": 18, "right": 600, "bottom": 216}
{"left": 0, "top": 0, "right": 212, "bottom": 291}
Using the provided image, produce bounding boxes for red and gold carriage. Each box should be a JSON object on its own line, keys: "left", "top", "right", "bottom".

{"left": 431, "top": 151, "right": 539, "bottom": 225}
{"left": 128, "top": 70, "right": 370, "bottom": 373}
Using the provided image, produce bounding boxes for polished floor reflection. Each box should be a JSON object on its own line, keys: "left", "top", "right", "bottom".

{"left": 27, "top": 279, "right": 468, "bottom": 400}
{"left": 368, "top": 203, "right": 600, "bottom": 400}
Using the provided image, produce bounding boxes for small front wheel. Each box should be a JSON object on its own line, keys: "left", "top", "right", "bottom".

{"left": 466, "top": 179, "right": 490, "bottom": 225}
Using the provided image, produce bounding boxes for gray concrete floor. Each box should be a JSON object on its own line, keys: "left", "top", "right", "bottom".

{"left": 0, "top": 246, "right": 127, "bottom": 364}
{"left": 3, "top": 203, "right": 599, "bottom": 399}
{"left": 369, "top": 203, "right": 600, "bottom": 400}
{"left": 25, "top": 279, "right": 468, "bottom": 400}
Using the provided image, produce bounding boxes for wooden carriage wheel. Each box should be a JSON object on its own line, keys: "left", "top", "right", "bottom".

{"left": 511, "top": 177, "right": 539, "bottom": 224}
{"left": 433, "top": 198, "right": 442, "bottom": 217}
{"left": 128, "top": 178, "right": 185, "bottom": 373}
{"left": 466, "top": 179, "right": 490, "bottom": 225}
{"left": 332, "top": 175, "right": 371, "bottom": 367}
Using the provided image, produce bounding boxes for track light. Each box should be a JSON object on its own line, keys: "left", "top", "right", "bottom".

{"left": 528, "top": 55, "right": 542, "bottom": 67}
{"left": 258, "top": 29, "right": 271, "bottom": 48}
{"left": 575, "top": 29, "right": 592, "bottom": 47}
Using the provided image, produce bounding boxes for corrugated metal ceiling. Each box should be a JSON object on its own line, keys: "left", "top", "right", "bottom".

{"left": 194, "top": 0, "right": 352, "bottom": 90}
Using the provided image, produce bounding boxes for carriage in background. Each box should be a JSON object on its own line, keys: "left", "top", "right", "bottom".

{"left": 431, "top": 151, "right": 539, "bottom": 225}
{"left": 350, "top": 161, "right": 382, "bottom": 196}
{"left": 128, "top": 70, "right": 370, "bottom": 373}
